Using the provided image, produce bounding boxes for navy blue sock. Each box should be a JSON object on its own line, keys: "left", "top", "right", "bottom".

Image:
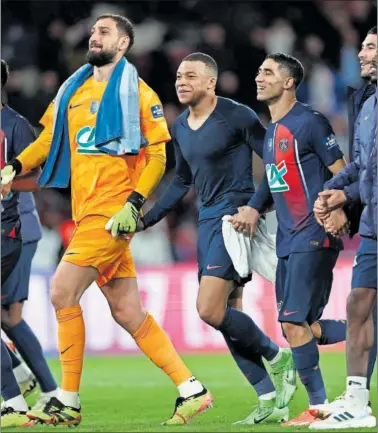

{"left": 223, "top": 333, "right": 275, "bottom": 397}
{"left": 291, "top": 338, "right": 326, "bottom": 405}
{"left": 218, "top": 307, "right": 279, "bottom": 361}
{"left": 317, "top": 319, "right": 347, "bottom": 345}
{"left": 7, "top": 320, "right": 57, "bottom": 392}
{"left": 1, "top": 340, "right": 21, "bottom": 400}
{"left": 367, "top": 303, "right": 377, "bottom": 390}
{"left": 5, "top": 344, "right": 22, "bottom": 368}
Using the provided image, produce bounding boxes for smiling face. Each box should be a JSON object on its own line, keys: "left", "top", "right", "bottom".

{"left": 255, "top": 58, "right": 295, "bottom": 103}
{"left": 87, "top": 18, "right": 130, "bottom": 67}
{"left": 175, "top": 60, "right": 216, "bottom": 106}
{"left": 358, "top": 33, "right": 377, "bottom": 81}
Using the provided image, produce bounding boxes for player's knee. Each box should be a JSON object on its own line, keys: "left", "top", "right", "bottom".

{"left": 281, "top": 321, "right": 307, "bottom": 341}
{"left": 1, "top": 305, "right": 23, "bottom": 331}
{"left": 51, "top": 275, "right": 81, "bottom": 310}
{"left": 196, "top": 300, "right": 224, "bottom": 328}
{"left": 346, "top": 288, "right": 374, "bottom": 323}
{"left": 110, "top": 301, "right": 145, "bottom": 335}
{"left": 310, "top": 321, "right": 322, "bottom": 341}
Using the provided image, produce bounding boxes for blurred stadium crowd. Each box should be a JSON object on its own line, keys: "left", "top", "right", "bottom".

{"left": 2, "top": 0, "right": 376, "bottom": 267}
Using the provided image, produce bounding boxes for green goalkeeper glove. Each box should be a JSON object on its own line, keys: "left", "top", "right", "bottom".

{"left": 1, "top": 159, "right": 22, "bottom": 186}
{"left": 105, "top": 191, "right": 146, "bottom": 238}
{"left": 1, "top": 165, "right": 16, "bottom": 186}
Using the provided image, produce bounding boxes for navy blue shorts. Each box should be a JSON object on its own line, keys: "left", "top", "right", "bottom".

{"left": 2, "top": 241, "right": 38, "bottom": 306}
{"left": 276, "top": 249, "right": 339, "bottom": 325}
{"left": 1, "top": 236, "right": 22, "bottom": 288}
{"left": 351, "top": 237, "right": 377, "bottom": 290}
{"left": 197, "top": 217, "right": 251, "bottom": 285}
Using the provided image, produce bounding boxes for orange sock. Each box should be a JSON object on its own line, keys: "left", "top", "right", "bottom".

{"left": 133, "top": 313, "right": 192, "bottom": 386}
{"left": 56, "top": 305, "right": 85, "bottom": 392}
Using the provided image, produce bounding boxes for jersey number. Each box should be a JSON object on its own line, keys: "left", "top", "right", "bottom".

{"left": 266, "top": 161, "right": 290, "bottom": 192}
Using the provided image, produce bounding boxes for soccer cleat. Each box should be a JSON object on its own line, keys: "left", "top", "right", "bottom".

{"left": 32, "top": 393, "right": 51, "bottom": 411}
{"left": 0, "top": 377, "right": 37, "bottom": 411}
{"left": 19, "top": 377, "right": 38, "bottom": 400}
{"left": 6, "top": 341, "right": 38, "bottom": 399}
{"left": 233, "top": 398, "right": 289, "bottom": 425}
{"left": 162, "top": 388, "right": 213, "bottom": 425}
{"left": 1, "top": 406, "right": 35, "bottom": 428}
{"left": 270, "top": 348, "right": 297, "bottom": 408}
{"left": 309, "top": 408, "right": 376, "bottom": 430}
{"left": 313, "top": 392, "right": 373, "bottom": 415}
{"left": 27, "top": 397, "right": 81, "bottom": 426}
{"left": 281, "top": 408, "right": 329, "bottom": 427}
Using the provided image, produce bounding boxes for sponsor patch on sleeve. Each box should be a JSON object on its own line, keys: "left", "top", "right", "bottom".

{"left": 322, "top": 133, "right": 337, "bottom": 149}
{"left": 151, "top": 104, "right": 164, "bottom": 119}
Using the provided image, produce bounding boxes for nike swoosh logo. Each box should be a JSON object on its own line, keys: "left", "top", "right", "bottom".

{"left": 206, "top": 265, "right": 223, "bottom": 270}
{"left": 60, "top": 344, "right": 74, "bottom": 355}
{"left": 65, "top": 251, "right": 79, "bottom": 256}
{"left": 255, "top": 412, "right": 273, "bottom": 424}
{"left": 69, "top": 104, "right": 82, "bottom": 109}
{"left": 283, "top": 310, "right": 298, "bottom": 316}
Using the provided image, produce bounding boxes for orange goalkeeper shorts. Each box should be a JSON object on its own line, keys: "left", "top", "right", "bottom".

{"left": 62, "top": 215, "right": 136, "bottom": 287}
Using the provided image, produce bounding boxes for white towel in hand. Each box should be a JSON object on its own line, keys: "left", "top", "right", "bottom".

{"left": 222, "top": 216, "right": 277, "bottom": 283}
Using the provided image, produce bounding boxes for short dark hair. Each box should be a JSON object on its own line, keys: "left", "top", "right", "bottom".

{"left": 182, "top": 52, "right": 218, "bottom": 78}
{"left": 96, "top": 14, "right": 135, "bottom": 52}
{"left": 1, "top": 59, "right": 9, "bottom": 89}
{"left": 266, "top": 53, "right": 304, "bottom": 88}
{"left": 368, "top": 26, "right": 377, "bottom": 35}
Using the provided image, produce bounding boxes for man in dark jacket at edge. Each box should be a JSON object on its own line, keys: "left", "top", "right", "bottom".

{"left": 311, "top": 26, "right": 377, "bottom": 430}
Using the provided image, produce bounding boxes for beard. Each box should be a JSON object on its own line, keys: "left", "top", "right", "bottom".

{"left": 86, "top": 48, "right": 116, "bottom": 67}
{"left": 370, "top": 61, "right": 377, "bottom": 84}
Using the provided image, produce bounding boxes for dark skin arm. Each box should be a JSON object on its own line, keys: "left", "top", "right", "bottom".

{"left": 11, "top": 167, "right": 42, "bottom": 192}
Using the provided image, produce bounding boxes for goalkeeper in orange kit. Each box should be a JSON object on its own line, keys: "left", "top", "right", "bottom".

{"left": 1, "top": 14, "right": 212, "bottom": 428}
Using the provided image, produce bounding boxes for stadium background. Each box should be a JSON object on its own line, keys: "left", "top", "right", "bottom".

{"left": 1, "top": 0, "right": 376, "bottom": 356}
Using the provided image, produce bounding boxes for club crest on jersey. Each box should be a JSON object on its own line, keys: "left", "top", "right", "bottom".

{"left": 151, "top": 104, "right": 163, "bottom": 119}
{"left": 266, "top": 161, "right": 290, "bottom": 192}
{"left": 278, "top": 138, "right": 289, "bottom": 152}
{"left": 90, "top": 101, "right": 99, "bottom": 114}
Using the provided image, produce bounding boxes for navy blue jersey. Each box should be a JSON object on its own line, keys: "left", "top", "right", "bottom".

{"left": 1, "top": 105, "right": 42, "bottom": 242}
{"left": 143, "top": 97, "right": 266, "bottom": 227}
{"left": 250, "top": 102, "right": 344, "bottom": 258}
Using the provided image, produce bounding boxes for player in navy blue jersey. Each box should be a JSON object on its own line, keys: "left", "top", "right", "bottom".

{"left": 140, "top": 52, "right": 297, "bottom": 425}
{"left": 1, "top": 59, "right": 58, "bottom": 428}
{"left": 230, "top": 53, "right": 347, "bottom": 427}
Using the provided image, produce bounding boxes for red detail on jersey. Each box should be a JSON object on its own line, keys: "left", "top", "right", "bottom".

{"left": 8, "top": 227, "right": 16, "bottom": 238}
{"left": 323, "top": 236, "right": 330, "bottom": 248}
{"left": 274, "top": 124, "right": 308, "bottom": 225}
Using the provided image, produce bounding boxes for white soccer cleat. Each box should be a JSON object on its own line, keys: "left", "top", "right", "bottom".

{"left": 311, "top": 391, "right": 373, "bottom": 415}
{"left": 309, "top": 407, "right": 376, "bottom": 430}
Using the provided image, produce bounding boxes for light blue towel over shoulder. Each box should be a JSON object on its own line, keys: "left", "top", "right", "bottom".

{"left": 39, "top": 57, "right": 147, "bottom": 188}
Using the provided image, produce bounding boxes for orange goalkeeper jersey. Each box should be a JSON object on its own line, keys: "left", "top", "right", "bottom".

{"left": 19, "top": 77, "right": 170, "bottom": 223}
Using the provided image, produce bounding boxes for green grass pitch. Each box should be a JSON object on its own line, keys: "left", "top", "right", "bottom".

{"left": 7, "top": 352, "right": 376, "bottom": 432}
